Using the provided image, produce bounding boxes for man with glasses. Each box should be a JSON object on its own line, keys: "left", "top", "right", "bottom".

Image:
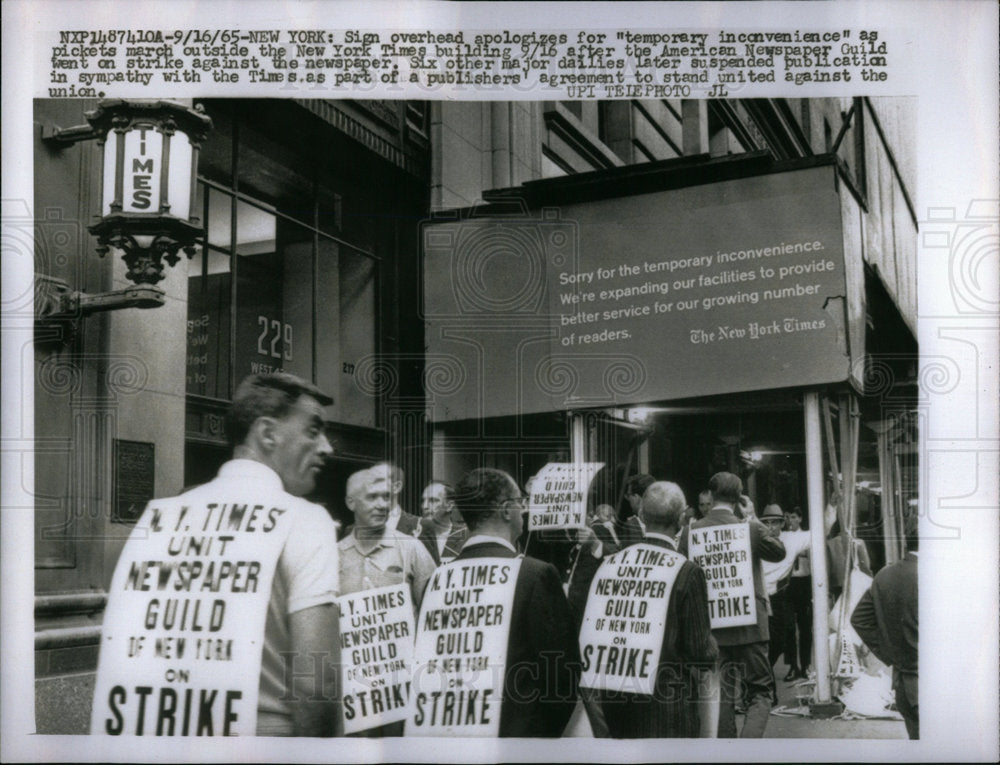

{"left": 447, "top": 467, "right": 580, "bottom": 736}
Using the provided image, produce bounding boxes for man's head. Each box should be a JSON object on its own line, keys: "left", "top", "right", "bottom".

{"left": 345, "top": 467, "right": 391, "bottom": 532}
{"left": 784, "top": 506, "right": 803, "bottom": 531}
{"left": 453, "top": 468, "right": 524, "bottom": 543}
{"left": 421, "top": 480, "right": 455, "bottom": 524}
{"left": 230, "top": 373, "right": 333, "bottom": 496}
{"left": 595, "top": 503, "right": 616, "bottom": 524}
{"left": 761, "top": 503, "right": 785, "bottom": 534}
{"left": 640, "top": 482, "right": 687, "bottom": 535}
{"left": 625, "top": 473, "right": 656, "bottom": 513}
{"left": 697, "top": 490, "right": 713, "bottom": 519}
{"left": 370, "top": 462, "right": 404, "bottom": 500}
{"left": 708, "top": 472, "right": 743, "bottom": 506}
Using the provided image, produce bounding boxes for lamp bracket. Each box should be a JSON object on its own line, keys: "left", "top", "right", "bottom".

{"left": 40, "top": 123, "right": 102, "bottom": 146}
{"left": 35, "top": 274, "right": 164, "bottom": 349}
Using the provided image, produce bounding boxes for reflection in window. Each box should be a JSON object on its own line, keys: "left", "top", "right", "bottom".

{"left": 187, "top": 185, "right": 378, "bottom": 428}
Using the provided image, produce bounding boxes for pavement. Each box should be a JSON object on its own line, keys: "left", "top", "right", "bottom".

{"left": 758, "top": 660, "right": 907, "bottom": 739}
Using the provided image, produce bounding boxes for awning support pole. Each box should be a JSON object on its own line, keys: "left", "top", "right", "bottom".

{"left": 570, "top": 411, "right": 586, "bottom": 463}
{"left": 804, "top": 391, "right": 833, "bottom": 704}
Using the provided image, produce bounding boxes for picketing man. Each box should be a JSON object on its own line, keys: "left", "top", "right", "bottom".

{"left": 337, "top": 466, "right": 436, "bottom": 736}
{"left": 590, "top": 503, "right": 621, "bottom": 555}
{"left": 619, "top": 473, "right": 655, "bottom": 546}
{"left": 588, "top": 481, "right": 720, "bottom": 738}
{"left": 91, "top": 372, "right": 342, "bottom": 737}
{"left": 339, "top": 467, "right": 436, "bottom": 611}
{"left": 409, "top": 467, "right": 580, "bottom": 737}
{"left": 679, "top": 471, "right": 785, "bottom": 737}
{"left": 369, "top": 461, "right": 421, "bottom": 537}
{"left": 759, "top": 503, "right": 812, "bottom": 682}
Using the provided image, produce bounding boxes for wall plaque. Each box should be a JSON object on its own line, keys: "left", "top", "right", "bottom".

{"left": 113, "top": 439, "right": 154, "bottom": 524}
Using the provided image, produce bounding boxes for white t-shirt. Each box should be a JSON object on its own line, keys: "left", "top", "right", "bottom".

{"left": 762, "top": 529, "right": 811, "bottom": 595}
{"left": 202, "top": 461, "right": 340, "bottom": 735}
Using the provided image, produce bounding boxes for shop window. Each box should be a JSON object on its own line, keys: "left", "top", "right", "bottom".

{"left": 186, "top": 186, "right": 232, "bottom": 400}
{"left": 235, "top": 205, "right": 314, "bottom": 383}
{"left": 187, "top": 185, "right": 378, "bottom": 429}
{"left": 186, "top": 107, "right": 380, "bottom": 431}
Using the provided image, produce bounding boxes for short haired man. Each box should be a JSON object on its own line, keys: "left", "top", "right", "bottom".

{"left": 597, "top": 482, "right": 719, "bottom": 738}
{"left": 697, "top": 490, "right": 714, "bottom": 521}
{"left": 851, "top": 513, "right": 919, "bottom": 739}
{"left": 94, "top": 372, "right": 341, "bottom": 737}
{"left": 619, "top": 473, "right": 655, "bottom": 546}
{"left": 339, "top": 467, "right": 436, "bottom": 610}
{"left": 417, "top": 480, "right": 468, "bottom": 565}
{"left": 760, "top": 504, "right": 811, "bottom": 681}
{"left": 679, "top": 472, "right": 785, "bottom": 738}
{"left": 338, "top": 467, "right": 435, "bottom": 736}
{"left": 450, "top": 468, "right": 580, "bottom": 737}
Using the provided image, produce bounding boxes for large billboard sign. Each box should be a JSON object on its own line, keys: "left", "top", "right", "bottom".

{"left": 423, "top": 164, "right": 852, "bottom": 421}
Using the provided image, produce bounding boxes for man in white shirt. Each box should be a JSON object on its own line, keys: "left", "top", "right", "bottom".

{"left": 760, "top": 504, "right": 811, "bottom": 681}
{"left": 339, "top": 468, "right": 436, "bottom": 609}
{"left": 93, "top": 372, "right": 342, "bottom": 737}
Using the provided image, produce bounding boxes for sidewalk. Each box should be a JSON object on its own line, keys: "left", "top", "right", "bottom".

{"left": 760, "top": 660, "right": 907, "bottom": 739}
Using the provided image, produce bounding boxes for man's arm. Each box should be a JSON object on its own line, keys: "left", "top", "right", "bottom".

{"left": 679, "top": 564, "right": 720, "bottom": 737}
{"left": 530, "top": 563, "right": 581, "bottom": 736}
{"left": 288, "top": 603, "right": 342, "bottom": 737}
{"left": 751, "top": 517, "right": 786, "bottom": 562}
{"left": 849, "top": 587, "right": 889, "bottom": 667}
{"left": 408, "top": 541, "right": 438, "bottom": 610}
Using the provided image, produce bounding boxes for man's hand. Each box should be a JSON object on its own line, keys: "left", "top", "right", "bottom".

{"left": 575, "top": 525, "right": 603, "bottom": 558}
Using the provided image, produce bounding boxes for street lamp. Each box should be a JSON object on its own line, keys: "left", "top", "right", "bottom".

{"left": 38, "top": 99, "right": 212, "bottom": 334}
{"left": 86, "top": 99, "right": 212, "bottom": 285}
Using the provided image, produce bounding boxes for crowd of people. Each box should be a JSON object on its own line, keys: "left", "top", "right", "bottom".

{"left": 95, "top": 372, "right": 918, "bottom": 739}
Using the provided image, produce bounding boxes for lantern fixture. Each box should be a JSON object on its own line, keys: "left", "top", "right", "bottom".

{"left": 46, "top": 99, "right": 214, "bottom": 286}
{"left": 37, "top": 100, "right": 212, "bottom": 345}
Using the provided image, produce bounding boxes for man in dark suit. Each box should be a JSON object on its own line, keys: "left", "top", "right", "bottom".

{"left": 679, "top": 472, "right": 785, "bottom": 738}
{"left": 596, "top": 481, "right": 719, "bottom": 738}
{"left": 417, "top": 480, "right": 467, "bottom": 564}
{"left": 452, "top": 467, "right": 580, "bottom": 737}
{"left": 851, "top": 513, "right": 919, "bottom": 738}
{"left": 618, "top": 473, "right": 655, "bottom": 547}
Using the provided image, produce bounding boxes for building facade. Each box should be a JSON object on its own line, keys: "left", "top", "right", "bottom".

{"left": 426, "top": 98, "right": 916, "bottom": 553}
{"left": 32, "top": 96, "right": 917, "bottom": 731}
{"left": 32, "top": 97, "right": 431, "bottom": 731}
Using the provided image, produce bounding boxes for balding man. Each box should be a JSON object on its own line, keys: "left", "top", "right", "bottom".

{"left": 594, "top": 482, "right": 718, "bottom": 738}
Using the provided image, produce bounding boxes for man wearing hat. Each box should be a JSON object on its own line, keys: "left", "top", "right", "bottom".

{"left": 760, "top": 504, "right": 812, "bottom": 681}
